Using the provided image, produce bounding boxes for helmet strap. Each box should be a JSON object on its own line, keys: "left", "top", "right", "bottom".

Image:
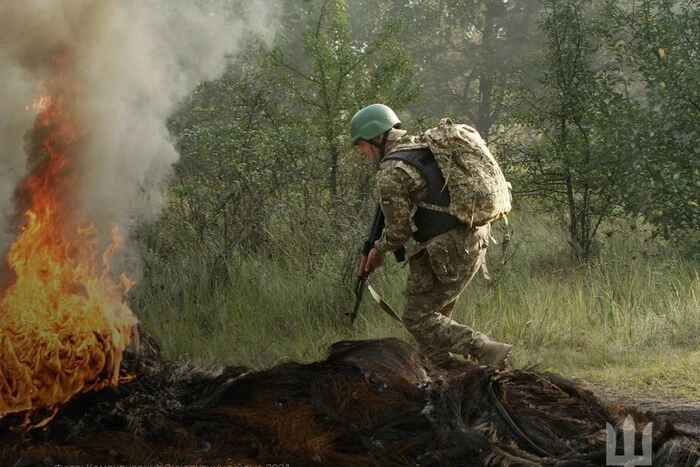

{"left": 368, "top": 130, "right": 390, "bottom": 167}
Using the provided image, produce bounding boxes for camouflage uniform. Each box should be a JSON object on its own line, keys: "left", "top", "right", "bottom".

{"left": 374, "top": 135, "right": 492, "bottom": 362}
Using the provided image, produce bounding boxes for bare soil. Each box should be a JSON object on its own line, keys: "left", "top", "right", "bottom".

{"left": 583, "top": 382, "right": 700, "bottom": 436}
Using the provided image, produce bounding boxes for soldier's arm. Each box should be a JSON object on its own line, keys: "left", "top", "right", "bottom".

{"left": 374, "top": 161, "right": 424, "bottom": 255}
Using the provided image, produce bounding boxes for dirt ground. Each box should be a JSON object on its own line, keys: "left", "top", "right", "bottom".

{"left": 618, "top": 396, "right": 700, "bottom": 436}
{"left": 583, "top": 382, "right": 700, "bottom": 436}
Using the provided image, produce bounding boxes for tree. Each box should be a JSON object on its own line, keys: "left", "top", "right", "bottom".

{"left": 268, "top": 0, "right": 418, "bottom": 200}
{"left": 502, "top": 0, "right": 637, "bottom": 261}
{"left": 164, "top": 57, "right": 299, "bottom": 257}
{"left": 602, "top": 0, "right": 700, "bottom": 241}
{"left": 392, "top": 0, "right": 544, "bottom": 140}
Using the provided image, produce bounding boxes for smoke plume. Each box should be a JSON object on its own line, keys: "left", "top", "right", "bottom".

{"left": 0, "top": 0, "right": 277, "bottom": 258}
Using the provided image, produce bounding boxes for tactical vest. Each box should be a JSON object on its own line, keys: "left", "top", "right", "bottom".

{"left": 384, "top": 148, "right": 463, "bottom": 242}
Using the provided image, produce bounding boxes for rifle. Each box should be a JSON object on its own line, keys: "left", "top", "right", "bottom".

{"left": 348, "top": 204, "right": 405, "bottom": 323}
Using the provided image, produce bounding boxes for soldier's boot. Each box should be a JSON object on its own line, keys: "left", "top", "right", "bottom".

{"left": 469, "top": 335, "right": 513, "bottom": 366}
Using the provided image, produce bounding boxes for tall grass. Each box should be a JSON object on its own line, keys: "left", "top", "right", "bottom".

{"left": 129, "top": 205, "right": 699, "bottom": 398}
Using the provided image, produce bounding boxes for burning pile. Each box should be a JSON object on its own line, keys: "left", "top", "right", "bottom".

{"left": 0, "top": 52, "right": 138, "bottom": 426}
{"left": 1, "top": 337, "right": 699, "bottom": 466}
{"left": 0, "top": 0, "right": 273, "bottom": 429}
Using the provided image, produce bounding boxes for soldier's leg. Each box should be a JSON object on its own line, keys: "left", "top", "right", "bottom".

{"left": 416, "top": 297, "right": 460, "bottom": 364}
{"left": 402, "top": 249, "right": 476, "bottom": 358}
{"left": 402, "top": 226, "right": 512, "bottom": 365}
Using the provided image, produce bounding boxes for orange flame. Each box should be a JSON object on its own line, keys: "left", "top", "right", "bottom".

{"left": 0, "top": 56, "right": 138, "bottom": 426}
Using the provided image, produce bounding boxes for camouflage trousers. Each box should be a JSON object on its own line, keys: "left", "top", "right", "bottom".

{"left": 401, "top": 224, "right": 491, "bottom": 363}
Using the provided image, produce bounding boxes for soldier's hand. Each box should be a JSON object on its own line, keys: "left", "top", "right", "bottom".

{"left": 364, "top": 248, "right": 384, "bottom": 273}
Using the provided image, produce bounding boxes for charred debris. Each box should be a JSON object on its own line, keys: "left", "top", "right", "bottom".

{"left": 1, "top": 335, "right": 699, "bottom": 466}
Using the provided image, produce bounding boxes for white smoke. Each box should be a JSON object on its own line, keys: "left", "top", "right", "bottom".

{"left": 0, "top": 0, "right": 278, "bottom": 256}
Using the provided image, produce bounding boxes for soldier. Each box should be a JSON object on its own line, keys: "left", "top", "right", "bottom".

{"left": 350, "top": 103, "right": 513, "bottom": 366}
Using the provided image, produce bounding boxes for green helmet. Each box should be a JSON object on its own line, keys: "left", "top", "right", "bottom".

{"left": 349, "top": 104, "right": 401, "bottom": 145}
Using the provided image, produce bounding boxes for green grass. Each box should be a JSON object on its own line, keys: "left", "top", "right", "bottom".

{"left": 130, "top": 207, "right": 700, "bottom": 400}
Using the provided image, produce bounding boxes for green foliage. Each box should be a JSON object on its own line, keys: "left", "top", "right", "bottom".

{"left": 165, "top": 65, "right": 313, "bottom": 259}
{"left": 500, "top": 0, "right": 632, "bottom": 261}
{"left": 499, "top": 0, "right": 698, "bottom": 260}
{"left": 392, "top": 0, "right": 544, "bottom": 139}
{"left": 601, "top": 0, "right": 700, "bottom": 242}
{"left": 268, "top": 0, "right": 418, "bottom": 198}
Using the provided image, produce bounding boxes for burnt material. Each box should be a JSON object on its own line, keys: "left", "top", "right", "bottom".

{"left": 1, "top": 336, "right": 698, "bottom": 466}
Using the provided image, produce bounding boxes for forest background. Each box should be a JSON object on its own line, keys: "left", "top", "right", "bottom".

{"left": 130, "top": 0, "right": 699, "bottom": 400}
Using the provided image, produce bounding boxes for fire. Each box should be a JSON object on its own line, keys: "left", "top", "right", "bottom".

{"left": 0, "top": 55, "right": 138, "bottom": 426}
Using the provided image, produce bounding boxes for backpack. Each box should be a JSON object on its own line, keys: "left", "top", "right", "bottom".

{"left": 387, "top": 118, "right": 512, "bottom": 228}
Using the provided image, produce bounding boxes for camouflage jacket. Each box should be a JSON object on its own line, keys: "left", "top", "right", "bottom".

{"left": 373, "top": 135, "right": 429, "bottom": 255}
